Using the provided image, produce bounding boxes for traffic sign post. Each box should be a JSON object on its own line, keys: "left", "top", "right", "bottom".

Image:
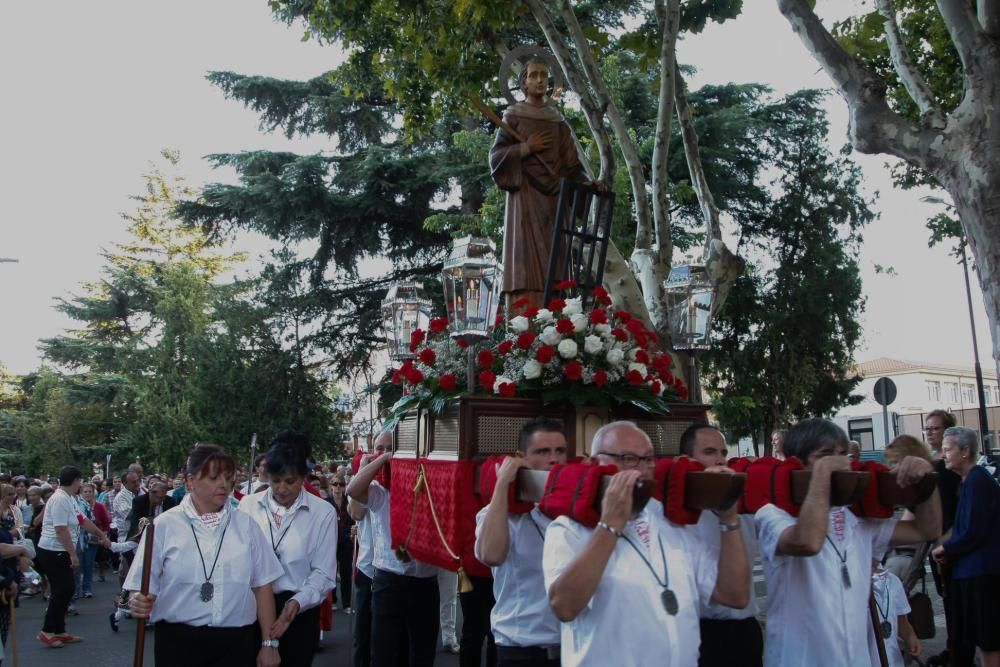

{"left": 873, "top": 378, "right": 897, "bottom": 449}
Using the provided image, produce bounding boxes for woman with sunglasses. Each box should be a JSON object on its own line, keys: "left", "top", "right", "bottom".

{"left": 239, "top": 431, "right": 339, "bottom": 666}
{"left": 329, "top": 473, "right": 355, "bottom": 613}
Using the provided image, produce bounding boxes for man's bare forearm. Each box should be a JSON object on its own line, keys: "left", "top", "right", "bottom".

{"left": 549, "top": 529, "right": 617, "bottom": 622}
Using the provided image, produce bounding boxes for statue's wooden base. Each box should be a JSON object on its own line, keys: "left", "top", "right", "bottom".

{"left": 391, "top": 396, "right": 710, "bottom": 460}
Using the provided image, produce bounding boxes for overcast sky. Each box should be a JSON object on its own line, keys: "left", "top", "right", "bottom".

{"left": 0, "top": 1, "right": 993, "bottom": 378}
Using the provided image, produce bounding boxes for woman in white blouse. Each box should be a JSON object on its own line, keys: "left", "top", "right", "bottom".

{"left": 239, "top": 431, "right": 339, "bottom": 667}
{"left": 127, "top": 443, "right": 284, "bottom": 667}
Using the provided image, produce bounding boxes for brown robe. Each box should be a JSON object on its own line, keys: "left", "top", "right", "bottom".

{"left": 489, "top": 102, "right": 583, "bottom": 294}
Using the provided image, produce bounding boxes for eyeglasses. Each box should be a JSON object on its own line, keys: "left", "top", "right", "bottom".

{"left": 331, "top": 483, "right": 344, "bottom": 487}
{"left": 925, "top": 427, "right": 944, "bottom": 433}
{"left": 598, "top": 452, "right": 656, "bottom": 467}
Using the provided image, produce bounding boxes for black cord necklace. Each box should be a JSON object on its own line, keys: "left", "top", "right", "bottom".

{"left": 872, "top": 576, "right": 893, "bottom": 639}
{"left": 267, "top": 505, "right": 298, "bottom": 562}
{"left": 825, "top": 535, "right": 852, "bottom": 588}
{"left": 190, "top": 514, "right": 231, "bottom": 602}
{"left": 621, "top": 529, "right": 678, "bottom": 616}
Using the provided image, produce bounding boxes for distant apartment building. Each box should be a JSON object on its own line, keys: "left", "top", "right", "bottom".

{"left": 832, "top": 357, "right": 999, "bottom": 452}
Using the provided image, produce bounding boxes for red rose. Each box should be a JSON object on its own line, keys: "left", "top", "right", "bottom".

{"left": 593, "top": 369, "right": 609, "bottom": 387}
{"left": 674, "top": 377, "right": 684, "bottom": 388}
{"left": 418, "top": 348, "right": 437, "bottom": 366}
{"left": 554, "top": 279, "right": 577, "bottom": 291}
{"left": 438, "top": 374, "right": 457, "bottom": 391}
{"left": 497, "top": 340, "right": 514, "bottom": 355}
{"left": 678, "top": 386, "right": 689, "bottom": 400}
{"left": 547, "top": 298, "right": 566, "bottom": 312}
{"left": 410, "top": 328, "right": 426, "bottom": 346}
{"left": 555, "top": 318, "right": 575, "bottom": 334}
{"left": 497, "top": 382, "right": 517, "bottom": 398}
{"left": 535, "top": 345, "right": 556, "bottom": 363}
{"left": 429, "top": 317, "right": 449, "bottom": 334}
{"left": 651, "top": 354, "right": 670, "bottom": 371}
{"left": 588, "top": 309, "right": 608, "bottom": 325}
{"left": 611, "top": 328, "right": 629, "bottom": 342}
{"left": 406, "top": 367, "right": 425, "bottom": 384}
{"left": 523, "top": 306, "right": 540, "bottom": 318}
{"left": 456, "top": 339, "right": 469, "bottom": 348}
{"left": 592, "top": 286, "right": 612, "bottom": 306}
{"left": 495, "top": 314, "right": 505, "bottom": 327}
{"left": 512, "top": 297, "right": 530, "bottom": 311}
{"left": 651, "top": 380, "right": 662, "bottom": 395}
{"left": 516, "top": 332, "right": 536, "bottom": 350}
{"left": 477, "top": 349, "right": 495, "bottom": 368}
{"left": 626, "top": 369, "right": 644, "bottom": 386}
{"left": 626, "top": 319, "right": 645, "bottom": 334}
{"left": 391, "top": 370, "right": 403, "bottom": 384}
{"left": 614, "top": 310, "right": 632, "bottom": 322}
{"left": 479, "top": 370, "right": 496, "bottom": 392}
{"left": 563, "top": 361, "right": 583, "bottom": 381}
{"left": 634, "top": 349, "right": 650, "bottom": 364}
{"left": 661, "top": 371, "right": 674, "bottom": 384}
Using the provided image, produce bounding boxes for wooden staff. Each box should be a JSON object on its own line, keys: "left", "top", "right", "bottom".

{"left": 470, "top": 97, "right": 558, "bottom": 178}
{"left": 247, "top": 432, "right": 258, "bottom": 494}
{"left": 868, "top": 592, "right": 889, "bottom": 667}
{"left": 133, "top": 518, "right": 154, "bottom": 667}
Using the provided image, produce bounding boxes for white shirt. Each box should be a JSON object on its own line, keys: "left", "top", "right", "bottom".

{"left": 355, "top": 509, "right": 375, "bottom": 580}
{"left": 38, "top": 488, "right": 82, "bottom": 552}
{"left": 475, "top": 505, "right": 561, "bottom": 647}
{"left": 756, "top": 504, "right": 897, "bottom": 667}
{"left": 694, "top": 512, "right": 759, "bottom": 620}
{"left": 543, "top": 499, "right": 719, "bottom": 667}
{"left": 867, "top": 568, "right": 910, "bottom": 667}
{"left": 124, "top": 494, "right": 282, "bottom": 627}
{"left": 367, "top": 482, "right": 437, "bottom": 578}
{"left": 113, "top": 487, "right": 136, "bottom": 540}
{"left": 238, "top": 488, "right": 338, "bottom": 612}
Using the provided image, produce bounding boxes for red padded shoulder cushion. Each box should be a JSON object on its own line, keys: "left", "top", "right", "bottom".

{"left": 851, "top": 461, "right": 894, "bottom": 518}
{"left": 665, "top": 456, "right": 704, "bottom": 525}
{"left": 479, "top": 455, "right": 534, "bottom": 514}
{"left": 538, "top": 462, "right": 617, "bottom": 527}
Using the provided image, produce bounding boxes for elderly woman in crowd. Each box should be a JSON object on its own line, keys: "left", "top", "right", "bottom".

{"left": 76, "top": 481, "right": 111, "bottom": 598}
{"left": 932, "top": 427, "right": 1000, "bottom": 667}
{"left": 239, "top": 432, "right": 338, "bottom": 666}
{"left": 127, "top": 444, "right": 284, "bottom": 666}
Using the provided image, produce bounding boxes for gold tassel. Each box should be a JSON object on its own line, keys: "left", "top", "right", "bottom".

{"left": 394, "top": 546, "right": 412, "bottom": 563}
{"left": 413, "top": 468, "right": 426, "bottom": 494}
{"left": 457, "top": 566, "right": 473, "bottom": 594}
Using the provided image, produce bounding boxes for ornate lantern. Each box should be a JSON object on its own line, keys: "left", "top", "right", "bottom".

{"left": 663, "top": 263, "right": 717, "bottom": 402}
{"left": 441, "top": 236, "right": 503, "bottom": 344}
{"left": 381, "top": 282, "right": 433, "bottom": 361}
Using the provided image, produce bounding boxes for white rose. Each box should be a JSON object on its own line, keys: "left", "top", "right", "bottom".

{"left": 557, "top": 338, "right": 578, "bottom": 359}
{"left": 534, "top": 308, "right": 554, "bottom": 323}
{"left": 583, "top": 335, "right": 604, "bottom": 355}
{"left": 606, "top": 348, "right": 625, "bottom": 366}
{"left": 522, "top": 359, "right": 542, "bottom": 379}
{"left": 562, "top": 297, "right": 583, "bottom": 316}
{"left": 628, "top": 362, "right": 648, "bottom": 378}
{"left": 540, "top": 325, "right": 561, "bottom": 346}
{"left": 594, "top": 323, "right": 611, "bottom": 336}
{"left": 509, "top": 316, "right": 530, "bottom": 333}
{"left": 571, "top": 313, "right": 589, "bottom": 333}
{"left": 493, "top": 375, "right": 513, "bottom": 394}
{"left": 628, "top": 348, "right": 641, "bottom": 361}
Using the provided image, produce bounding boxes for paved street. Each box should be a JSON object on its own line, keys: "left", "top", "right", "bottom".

{"left": 7, "top": 562, "right": 955, "bottom": 666}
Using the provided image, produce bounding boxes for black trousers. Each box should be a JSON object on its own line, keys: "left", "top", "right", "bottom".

{"left": 371, "top": 568, "right": 439, "bottom": 667}
{"left": 337, "top": 540, "right": 354, "bottom": 608}
{"left": 36, "top": 547, "right": 74, "bottom": 634}
{"left": 267, "top": 591, "right": 321, "bottom": 667}
{"left": 698, "top": 617, "right": 763, "bottom": 667}
{"left": 496, "top": 646, "right": 559, "bottom": 667}
{"left": 459, "top": 575, "right": 497, "bottom": 667}
{"left": 154, "top": 621, "right": 257, "bottom": 666}
{"left": 930, "top": 560, "right": 977, "bottom": 666}
{"left": 354, "top": 570, "right": 374, "bottom": 667}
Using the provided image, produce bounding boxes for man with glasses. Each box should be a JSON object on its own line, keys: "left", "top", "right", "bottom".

{"left": 680, "top": 423, "right": 763, "bottom": 667}
{"left": 543, "top": 421, "right": 749, "bottom": 667}
{"left": 475, "top": 417, "right": 568, "bottom": 667}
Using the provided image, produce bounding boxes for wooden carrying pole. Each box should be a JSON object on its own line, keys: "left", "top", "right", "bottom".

{"left": 133, "top": 519, "right": 155, "bottom": 667}
{"left": 869, "top": 593, "right": 889, "bottom": 667}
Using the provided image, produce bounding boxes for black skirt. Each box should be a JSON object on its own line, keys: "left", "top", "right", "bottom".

{"left": 949, "top": 574, "right": 1000, "bottom": 651}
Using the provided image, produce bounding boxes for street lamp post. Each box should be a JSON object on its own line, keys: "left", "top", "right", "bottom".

{"left": 663, "top": 262, "right": 718, "bottom": 404}
{"left": 440, "top": 236, "right": 503, "bottom": 392}
{"left": 960, "top": 244, "right": 992, "bottom": 457}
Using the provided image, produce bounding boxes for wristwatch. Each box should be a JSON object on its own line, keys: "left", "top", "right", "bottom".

{"left": 261, "top": 639, "right": 280, "bottom": 649}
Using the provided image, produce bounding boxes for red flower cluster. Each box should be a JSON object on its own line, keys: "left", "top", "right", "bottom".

{"left": 563, "top": 361, "right": 583, "bottom": 381}
{"left": 479, "top": 370, "right": 497, "bottom": 392}
{"left": 497, "top": 340, "right": 514, "bottom": 355}
{"left": 591, "top": 286, "right": 613, "bottom": 306}
{"left": 429, "top": 317, "right": 449, "bottom": 334}
{"left": 588, "top": 309, "right": 608, "bottom": 325}
{"left": 555, "top": 319, "right": 575, "bottom": 334}
{"left": 418, "top": 348, "right": 437, "bottom": 366}
{"left": 554, "top": 280, "right": 578, "bottom": 291}
{"left": 593, "top": 369, "right": 609, "bottom": 387}
{"left": 438, "top": 374, "right": 457, "bottom": 391}
{"left": 535, "top": 345, "right": 556, "bottom": 363}
{"left": 392, "top": 360, "right": 425, "bottom": 385}
{"left": 477, "top": 350, "right": 495, "bottom": 368}
{"left": 547, "top": 298, "right": 567, "bottom": 312}
{"left": 408, "top": 328, "right": 426, "bottom": 353}
{"left": 516, "top": 332, "right": 536, "bottom": 350}
{"left": 497, "top": 381, "right": 517, "bottom": 398}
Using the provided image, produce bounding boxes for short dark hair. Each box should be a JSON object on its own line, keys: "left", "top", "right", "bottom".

{"left": 185, "top": 443, "right": 236, "bottom": 481}
{"left": 58, "top": 466, "right": 83, "bottom": 488}
{"left": 678, "top": 422, "right": 718, "bottom": 457}
{"left": 925, "top": 409, "right": 956, "bottom": 429}
{"left": 266, "top": 431, "right": 310, "bottom": 478}
{"left": 518, "top": 417, "right": 564, "bottom": 453}
{"left": 253, "top": 453, "right": 267, "bottom": 468}
{"left": 517, "top": 57, "right": 549, "bottom": 93}
{"left": 783, "top": 418, "right": 848, "bottom": 462}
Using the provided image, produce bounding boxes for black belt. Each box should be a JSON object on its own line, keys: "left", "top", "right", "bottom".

{"left": 497, "top": 645, "right": 560, "bottom": 660}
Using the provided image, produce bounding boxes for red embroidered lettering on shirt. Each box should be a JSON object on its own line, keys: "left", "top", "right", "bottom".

{"left": 632, "top": 518, "right": 651, "bottom": 548}
{"left": 831, "top": 508, "right": 846, "bottom": 543}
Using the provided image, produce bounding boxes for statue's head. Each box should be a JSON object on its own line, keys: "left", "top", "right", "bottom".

{"left": 518, "top": 58, "right": 550, "bottom": 98}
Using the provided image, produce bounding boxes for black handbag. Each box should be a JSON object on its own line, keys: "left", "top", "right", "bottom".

{"left": 908, "top": 568, "right": 936, "bottom": 640}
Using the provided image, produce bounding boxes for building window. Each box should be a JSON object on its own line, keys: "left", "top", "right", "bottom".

{"left": 926, "top": 381, "right": 941, "bottom": 402}
{"left": 994, "top": 385, "right": 1000, "bottom": 405}
{"left": 962, "top": 383, "right": 977, "bottom": 404}
{"left": 946, "top": 382, "right": 960, "bottom": 403}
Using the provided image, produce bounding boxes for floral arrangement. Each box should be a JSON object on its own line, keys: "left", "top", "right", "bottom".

{"left": 387, "top": 281, "right": 687, "bottom": 421}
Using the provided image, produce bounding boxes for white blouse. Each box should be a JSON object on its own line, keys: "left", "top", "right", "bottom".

{"left": 124, "top": 494, "right": 282, "bottom": 627}
{"left": 238, "top": 488, "right": 338, "bottom": 612}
